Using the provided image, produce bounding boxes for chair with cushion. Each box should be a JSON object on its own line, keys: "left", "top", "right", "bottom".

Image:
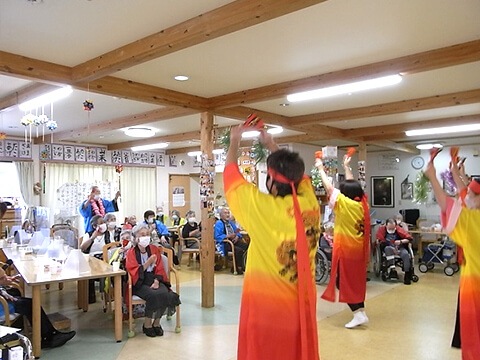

{"left": 127, "top": 246, "right": 181, "bottom": 337}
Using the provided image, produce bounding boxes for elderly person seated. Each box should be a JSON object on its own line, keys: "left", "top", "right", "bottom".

{"left": 320, "top": 222, "right": 334, "bottom": 261}
{"left": 376, "top": 218, "right": 414, "bottom": 284}
{"left": 126, "top": 224, "right": 181, "bottom": 337}
{"left": 214, "top": 207, "right": 249, "bottom": 275}
{"left": 395, "top": 213, "right": 409, "bottom": 232}
{"left": 104, "top": 213, "right": 121, "bottom": 242}
{"left": 182, "top": 210, "right": 201, "bottom": 246}
{"left": 143, "top": 210, "right": 179, "bottom": 265}
{"left": 156, "top": 206, "right": 167, "bottom": 224}
{"left": 123, "top": 215, "right": 137, "bottom": 230}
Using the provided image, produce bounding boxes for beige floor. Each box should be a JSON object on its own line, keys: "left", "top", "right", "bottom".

{"left": 37, "top": 262, "right": 462, "bottom": 360}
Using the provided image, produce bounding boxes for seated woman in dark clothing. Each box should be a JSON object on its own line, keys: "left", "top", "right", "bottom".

{"left": 0, "top": 268, "right": 75, "bottom": 348}
{"left": 126, "top": 224, "right": 181, "bottom": 337}
{"left": 181, "top": 210, "right": 201, "bottom": 249}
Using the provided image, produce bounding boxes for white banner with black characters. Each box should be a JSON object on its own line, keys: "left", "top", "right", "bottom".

{"left": 111, "top": 150, "right": 165, "bottom": 167}
{"left": 0, "top": 140, "right": 32, "bottom": 160}
{"left": 39, "top": 143, "right": 107, "bottom": 164}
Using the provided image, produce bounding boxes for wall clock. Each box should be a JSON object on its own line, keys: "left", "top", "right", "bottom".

{"left": 411, "top": 156, "right": 425, "bottom": 170}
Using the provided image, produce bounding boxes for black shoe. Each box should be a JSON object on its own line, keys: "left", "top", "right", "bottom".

{"left": 143, "top": 325, "right": 156, "bottom": 337}
{"left": 389, "top": 269, "right": 398, "bottom": 280}
{"left": 153, "top": 325, "right": 164, "bottom": 336}
{"left": 173, "top": 255, "right": 179, "bottom": 266}
{"left": 42, "top": 331, "right": 76, "bottom": 348}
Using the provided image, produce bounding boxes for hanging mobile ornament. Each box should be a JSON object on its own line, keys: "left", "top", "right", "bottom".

{"left": 115, "top": 164, "right": 123, "bottom": 203}
{"left": 38, "top": 114, "right": 49, "bottom": 141}
{"left": 47, "top": 119, "right": 57, "bottom": 143}
{"left": 20, "top": 113, "right": 35, "bottom": 144}
{"left": 83, "top": 84, "right": 94, "bottom": 134}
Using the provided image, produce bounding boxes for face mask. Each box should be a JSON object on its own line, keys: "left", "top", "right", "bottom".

{"left": 107, "top": 222, "right": 116, "bottom": 229}
{"left": 138, "top": 236, "right": 151, "bottom": 248}
{"left": 386, "top": 229, "right": 395, "bottom": 234}
{"left": 147, "top": 218, "right": 154, "bottom": 224}
{"left": 157, "top": 212, "right": 163, "bottom": 216}
{"left": 98, "top": 223, "right": 107, "bottom": 233}
{"left": 172, "top": 215, "right": 178, "bottom": 220}
{"left": 188, "top": 217, "right": 196, "bottom": 224}
{"left": 94, "top": 194, "right": 101, "bottom": 201}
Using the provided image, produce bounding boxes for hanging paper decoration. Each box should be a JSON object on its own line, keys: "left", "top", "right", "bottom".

{"left": 440, "top": 169, "right": 456, "bottom": 196}
{"left": 218, "top": 127, "right": 268, "bottom": 164}
{"left": 37, "top": 114, "right": 49, "bottom": 140}
{"left": 20, "top": 114, "right": 36, "bottom": 143}
{"left": 47, "top": 119, "right": 57, "bottom": 143}
{"left": 115, "top": 164, "right": 123, "bottom": 200}
{"left": 0, "top": 133, "right": 6, "bottom": 140}
{"left": 83, "top": 100, "right": 94, "bottom": 111}
{"left": 413, "top": 171, "right": 430, "bottom": 204}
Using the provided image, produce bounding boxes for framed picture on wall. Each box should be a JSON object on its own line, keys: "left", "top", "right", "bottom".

{"left": 371, "top": 176, "right": 394, "bottom": 207}
{"left": 401, "top": 182, "right": 414, "bottom": 200}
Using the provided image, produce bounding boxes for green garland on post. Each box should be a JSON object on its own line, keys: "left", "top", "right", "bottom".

{"left": 413, "top": 171, "right": 431, "bottom": 204}
{"left": 218, "top": 128, "right": 268, "bottom": 165}
{"left": 310, "top": 166, "right": 323, "bottom": 190}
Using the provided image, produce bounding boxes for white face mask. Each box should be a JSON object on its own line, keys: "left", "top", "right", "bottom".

{"left": 138, "top": 236, "right": 151, "bottom": 248}
{"left": 147, "top": 218, "right": 154, "bottom": 224}
{"left": 172, "top": 215, "right": 179, "bottom": 220}
{"left": 94, "top": 194, "right": 101, "bottom": 201}
{"left": 386, "top": 229, "right": 396, "bottom": 234}
{"left": 98, "top": 223, "right": 107, "bottom": 233}
{"left": 157, "top": 212, "right": 163, "bottom": 216}
{"left": 107, "top": 221, "right": 116, "bottom": 229}
{"left": 188, "top": 217, "right": 196, "bottom": 224}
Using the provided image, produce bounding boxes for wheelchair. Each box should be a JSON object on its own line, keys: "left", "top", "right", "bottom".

{"left": 315, "top": 247, "right": 331, "bottom": 285}
{"left": 373, "top": 241, "right": 419, "bottom": 283}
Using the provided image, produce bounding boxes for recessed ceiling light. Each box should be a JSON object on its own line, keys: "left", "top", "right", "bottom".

{"left": 174, "top": 75, "right": 189, "bottom": 81}
{"left": 242, "top": 130, "right": 260, "bottom": 139}
{"left": 415, "top": 143, "right": 443, "bottom": 150}
{"left": 124, "top": 127, "right": 156, "bottom": 138}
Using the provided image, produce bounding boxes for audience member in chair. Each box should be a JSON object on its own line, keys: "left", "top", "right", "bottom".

{"left": 214, "top": 207, "right": 248, "bottom": 274}
{"left": 156, "top": 206, "right": 167, "bottom": 224}
{"left": 319, "top": 222, "right": 334, "bottom": 261}
{"left": 395, "top": 213, "right": 409, "bottom": 232}
{"left": 376, "top": 218, "right": 414, "bottom": 284}
{"left": 126, "top": 224, "right": 181, "bottom": 337}
{"left": 122, "top": 215, "right": 137, "bottom": 230}
{"left": 104, "top": 213, "right": 121, "bottom": 242}
{"left": 79, "top": 185, "right": 120, "bottom": 232}
{"left": 182, "top": 211, "right": 201, "bottom": 246}
{"left": 143, "top": 210, "right": 178, "bottom": 265}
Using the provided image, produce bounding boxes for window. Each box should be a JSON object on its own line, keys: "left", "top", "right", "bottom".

{"left": 0, "top": 162, "right": 25, "bottom": 207}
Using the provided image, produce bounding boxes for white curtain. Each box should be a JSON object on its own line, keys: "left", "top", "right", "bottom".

{"left": 41, "top": 163, "right": 156, "bottom": 235}
{"left": 121, "top": 166, "right": 157, "bottom": 222}
{"left": 14, "top": 161, "right": 35, "bottom": 206}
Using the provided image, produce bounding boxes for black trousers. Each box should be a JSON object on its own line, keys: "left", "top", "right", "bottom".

{"left": 451, "top": 292, "right": 461, "bottom": 348}
{"left": 7, "top": 288, "right": 56, "bottom": 340}
{"left": 223, "top": 240, "right": 248, "bottom": 271}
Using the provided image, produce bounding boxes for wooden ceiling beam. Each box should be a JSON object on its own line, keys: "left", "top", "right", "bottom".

{"left": 291, "top": 89, "right": 480, "bottom": 126}
{"left": 365, "top": 140, "right": 419, "bottom": 154}
{"left": 71, "top": 0, "right": 328, "bottom": 82}
{"left": 350, "top": 114, "right": 480, "bottom": 138}
{"left": 0, "top": 83, "right": 59, "bottom": 112}
{"left": 108, "top": 130, "right": 201, "bottom": 150}
{"left": 208, "top": 39, "right": 480, "bottom": 109}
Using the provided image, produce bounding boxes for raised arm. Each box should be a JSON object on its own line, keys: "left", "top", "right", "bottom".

{"left": 450, "top": 160, "right": 467, "bottom": 195}
{"left": 226, "top": 125, "right": 244, "bottom": 166}
{"left": 343, "top": 155, "right": 354, "bottom": 180}
{"left": 315, "top": 158, "right": 334, "bottom": 196}
{"left": 424, "top": 160, "right": 448, "bottom": 212}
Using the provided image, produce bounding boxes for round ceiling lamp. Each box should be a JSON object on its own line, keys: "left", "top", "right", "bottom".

{"left": 124, "top": 127, "right": 156, "bottom": 138}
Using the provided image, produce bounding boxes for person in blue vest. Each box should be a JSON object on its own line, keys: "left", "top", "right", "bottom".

{"left": 79, "top": 186, "right": 120, "bottom": 233}
{"left": 214, "top": 207, "right": 248, "bottom": 274}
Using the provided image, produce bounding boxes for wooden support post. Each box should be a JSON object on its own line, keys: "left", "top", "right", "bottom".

{"left": 32, "top": 285, "right": 41, "bottom": 358}
{"left": 200, "top": 112, "right": 215, "bottom": 308}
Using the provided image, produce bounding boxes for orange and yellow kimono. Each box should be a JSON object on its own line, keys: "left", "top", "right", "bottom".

{"left": 442, "top": 197, "right": 480, "bottom": 360}
{"left": 224, "top": 163, "right": 321, "bottom": 360}
{"left": 322, "top": 189, "right": 370, "bottom": 304}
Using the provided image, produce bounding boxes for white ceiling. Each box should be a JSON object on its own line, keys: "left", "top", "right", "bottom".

{"left": 1, "top": 0, "right": 480, "bottom": 151}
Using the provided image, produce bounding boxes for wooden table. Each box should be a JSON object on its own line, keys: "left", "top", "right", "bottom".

{"left": 2, "top": 248, "right": 125, "bottom": 358}
{"left": 409, "top": 230, "right": 448, "bottom": 258}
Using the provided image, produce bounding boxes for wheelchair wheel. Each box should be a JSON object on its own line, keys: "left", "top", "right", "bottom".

{"left": 381, "top": 272, "right": 388, "bottom": 282}
{"left": 444, "top": 266, "right": 455, "bottom": 276}
{"left": 411, "top": 274, "right": 419, "bottom": 283}
{"left": 373, "top": 245, "right": 382, "bottom": 278}
{"left": 315, "top": 249, "right": 329, "bottom": 285}
{"left": 418, "top": 263, "right": 428, "bottom": 273}
{"left": 427, "top": 263, "right": 435, "bottom": 271}
{"left": 451, "top": 263, "right": 460, "bottom": 273}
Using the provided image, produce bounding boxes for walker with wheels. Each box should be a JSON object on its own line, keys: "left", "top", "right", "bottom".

{"left": 418, "top": 238, "right": 459, "bottom": 276}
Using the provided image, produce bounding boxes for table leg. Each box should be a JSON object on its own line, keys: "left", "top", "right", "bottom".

{"left": 77, "top": 280, "right": 88, "bottom": 312}
{"left": 114, "top": 275, "right": 122, "bottom": 342}
{"left": 32, "top": 285, "right": 41, "bottom": 358}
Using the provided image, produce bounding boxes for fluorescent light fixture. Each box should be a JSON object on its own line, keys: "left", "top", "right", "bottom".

{"left": 174, "top": 75, "right": 189, "bottom": 81}
{"left": 242, "top": 130, "right": 260, "bottom": 138}
{"left": 287, "top": 75, "right": 402, "bottom": 103}
{"left": 124, "top": 127, "right": 156, "bottom": 138}
{"left": 19, "top": 86, "right": 73, "bottom": 111}
{"left": 267, "top": 126, "right": 283, "bottom": 135}
{"left": 406, "top": 124, "right": 480, "bottom": 137}
{"left": 187, "top": 151, "right": 202, "bottom": 157}
{"left": 212, "top": 149, "right": 224, "bottom": 154}
{"left": 416, "top": 143, "right": 444, "bottom": 150}
{"left": 131, "top": 143, "right": 168, "bottom": 152}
